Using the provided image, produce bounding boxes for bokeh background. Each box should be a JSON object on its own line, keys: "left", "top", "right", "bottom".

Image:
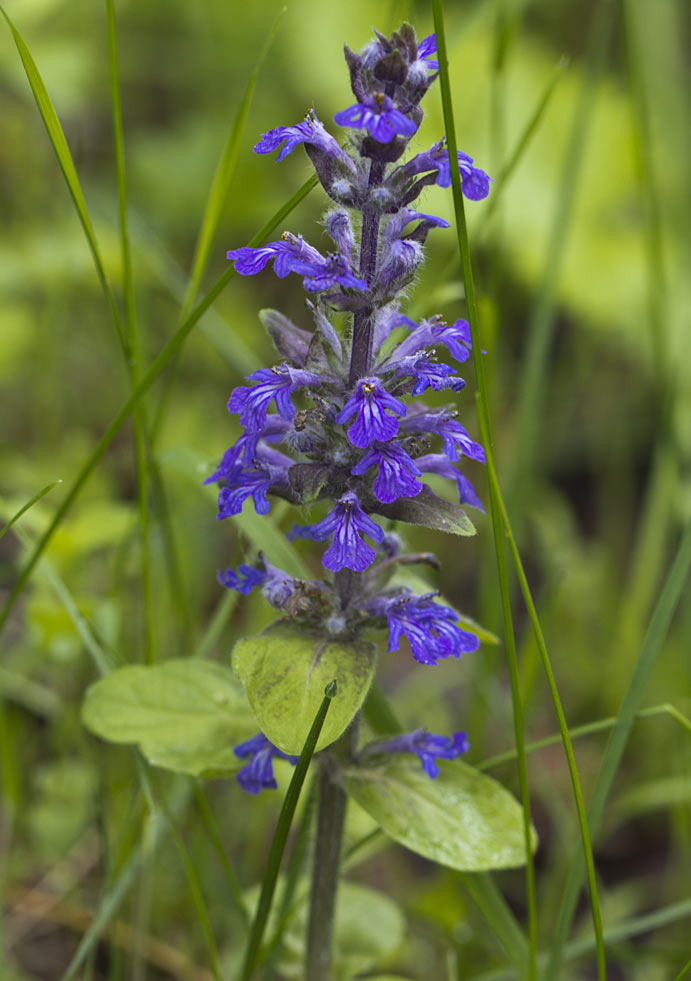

{"left": 1, "top": 0, "right": 689, "bottom": 978}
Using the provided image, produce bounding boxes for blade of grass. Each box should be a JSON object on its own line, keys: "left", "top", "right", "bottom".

{"left": 183, "top": 8, "right": 285, "bottom": 315}
{"left": 105, "top": 0, "right": 156, "bottom": 664}
{"left": 481, "top": 435, "right": 606, "bottom": 980}
{"left": 0, "top": 481, "right": 61, "bottom": 541}
{"left": 462, "top": 873, "right": 529, "bottom": 978}
{"left": 144, "top": 767, "right": 222, "bottom": 981}
{"left": 478, "top": 702, "right": 691, "bottom": 770}
{"left": 62, "top": 781, "right": 194, "bottom": 980}
{"left": 509, "top": 0, "right": 615, "bottom": 500}
{"left": 432, "top": 5, "right": 538, "bottom": 977}
{"left": 241, "top": 681, "right": 337, "bottom": 981}
{"left": 546, "top": 516, "right": 691, "bottom": 980}
{"left": 193, "top": 783, "right": 248, "bottom": 923}
{"left": 472, "top": 898, "right": 691, "bottom": 980}
{"left": 0, "top": 174, "right": 318, "bottom": 639}
{"left": 192, "top": 590, "right": 239, "bottom": 661}
{"left": 675, "top": 957, "right": 691, "bottom": 981}
{"left": 410, "top": 57, "right": 567, "bottom": 320}
{"left": 152, "top": 9, "right": 285, "bottom": 443}
{"left": 480, "top": 57, "right": 568, "bottom": 238}
{"left": 263, "top": 782, "right": 317, "bottom": 979}
{"left": 1, "top": 6, "right": 126, "bottom": 354}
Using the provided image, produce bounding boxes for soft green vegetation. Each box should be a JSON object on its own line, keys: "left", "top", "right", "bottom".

{"left": 1, "top": 0, "right": 689, "bottom": 978}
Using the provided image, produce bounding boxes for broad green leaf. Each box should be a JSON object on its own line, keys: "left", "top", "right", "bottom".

{"left": 81, "top": 659, "right": 256, "bottom": 778}
{"left": 372, "top": 485, "right": 476, "bottom": 537}
{"left": 345, "top": 756, "right": 537, "bottom": 872}
{"left": 233, "top": 624, "right": 376, "bottom": 755}
{"left": 241, "top": 879, "right": 404, "bottom": 980}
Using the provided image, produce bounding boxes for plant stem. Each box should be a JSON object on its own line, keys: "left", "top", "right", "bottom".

{"left": 348, "top": 158, "right": 385, "bottom": 383}
{"left": 305, "top": 754, "right": 348, "bottom": 981}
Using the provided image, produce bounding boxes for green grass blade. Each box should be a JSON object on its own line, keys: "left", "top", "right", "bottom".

{"left": 0, "top": 481, "right": 61, "bottom": 541}
{"left": 480, "top": 57, "right": 567, "bottom": 235}
{"left": 462, "top": 873, "right": 529, "bottom": 977}
{"left": 675, "top": 957, "right": 691, "bottom": 981}
{"left": 151, "top": 8, "right": 285, "bottom": 443}
{"left": 241, "top": 681, "right": 337, "bottom": 981}
{"left": 484, "top": 459, "right": 606, "bottom": 980}
{"left": 182, "top": 8, "right": 285, "bottom": 317}
{"left": 478, "top": 702, "right": 691, "bottom": 771}
{"left": 193, "top": 784, "right": 249, "bottom": 923}
{"left": 105, "top": 0, "right": 156, "bottom": 663}
{"left": 546, "top": 517, "right": 691, "bottom": 980}
{"left": 432, "top": 4, "right": 538, "bottom": 976}
{"left": 509, "top": 1, "right": 615, "bottom": 499}
{"left": 1, "top": 6, "right": 125, "bottom": 353}
{"left": 145, "top": 767, "right": 222, "bottom": 980}
{"left": 192, "top": 590, "right": 240, "bottom": 660}
{"left": 0, "top": 174, "right": 317, "bottom": 639}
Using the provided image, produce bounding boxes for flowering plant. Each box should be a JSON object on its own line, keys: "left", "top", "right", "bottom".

{"left": 205, "top": 23, "right": 533, "bottom": 975}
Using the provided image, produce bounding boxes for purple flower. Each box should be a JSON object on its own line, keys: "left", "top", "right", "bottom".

{"left": 296, "top": 490, "right": 384, "bottom": 572}
{"left": 351, "top": 442, "right": 423, "bottom": 503}
{"left": 401, "top": 409, "right": 485, "bottom": 463}
{"left": 254, "top": 110, "right": 352, "bottom": 168}
{"left": 368, "top": 592, "right": 480, "bottom": 665}
{"left": 391, "top": 354, "right": 465, "bottom": 395}
{"left": 391, "top": 316, "right": 473, "bottom": 364}
{"left": 204, "top": 417, "right": 290, "bottom": 485}
{"left": 384, "top": 209, "right": 450, "bottom": 242}
{"left": 227, "top": 233, "right": 324, "bottom": 278}
{"left": 416, "top": 454, "right": 484, "bottom": 511}
{"left": 334, "top": 93, "right": 418, "bottom": 144}
{"left": 227, "top": 365, "right": 322, "bottom": 432}
{"left": 301, "top": 253, "right": 367, "bottom": 293}
{"left": 367, "top": 728, "right": 469, "bottom": 778}
{"left": 234, "top": 733, "right": 298, "bottom": 794}
{"left": 216, "top": 466, "right": 274, "bottom": 518}
{"left": 336, "top": 377, "right": 406, "bottom": 448}
{"left": 417, "top": 34, "right": 439, "bottom": 71}
{"left": 217, "top": 564, "right": 266, "bottom": 594}
{"left": 217, "top": 557, "right": 296, "bottom": 608}
{"left": 403, "top": 142, "right": 491, "bottom": 201}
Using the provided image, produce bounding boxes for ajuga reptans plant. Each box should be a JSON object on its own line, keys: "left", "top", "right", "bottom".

{"left": 207, "top": 23, "right": 515, "bottom": 973}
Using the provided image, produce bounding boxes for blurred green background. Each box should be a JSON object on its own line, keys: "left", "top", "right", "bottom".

{"left": 1, "top": 0, "right": 690, "bottom": 978}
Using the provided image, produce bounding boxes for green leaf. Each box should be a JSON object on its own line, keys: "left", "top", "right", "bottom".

{"left": 81, "top": 660, "right": 256, "bottom": 777}
{"left": 371, "top": 485, "right": 476, "bottom": 536}
{"left": 344, "top": 756, "right": 536, "bottom": 872}
{"left": 242, "top": 879, "right": 404, "bottom": 980}
{"left": 233, "top": 624, "right": 376, "bottom": 755}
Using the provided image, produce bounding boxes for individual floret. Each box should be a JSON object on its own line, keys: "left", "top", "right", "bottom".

{"left": 233, "top": 733, "right": 299, "bottom": 794}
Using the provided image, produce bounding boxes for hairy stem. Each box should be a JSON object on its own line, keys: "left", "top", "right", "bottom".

{"left": 348, "top": 158, "right": 385, "bottom": 384}
{"left": 305, "top": 755, "right": 348, "bottom": 980}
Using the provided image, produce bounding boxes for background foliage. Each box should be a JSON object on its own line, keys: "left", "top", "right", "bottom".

{"left": 1, "top": 0, "right": 689, "bottom": 978}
